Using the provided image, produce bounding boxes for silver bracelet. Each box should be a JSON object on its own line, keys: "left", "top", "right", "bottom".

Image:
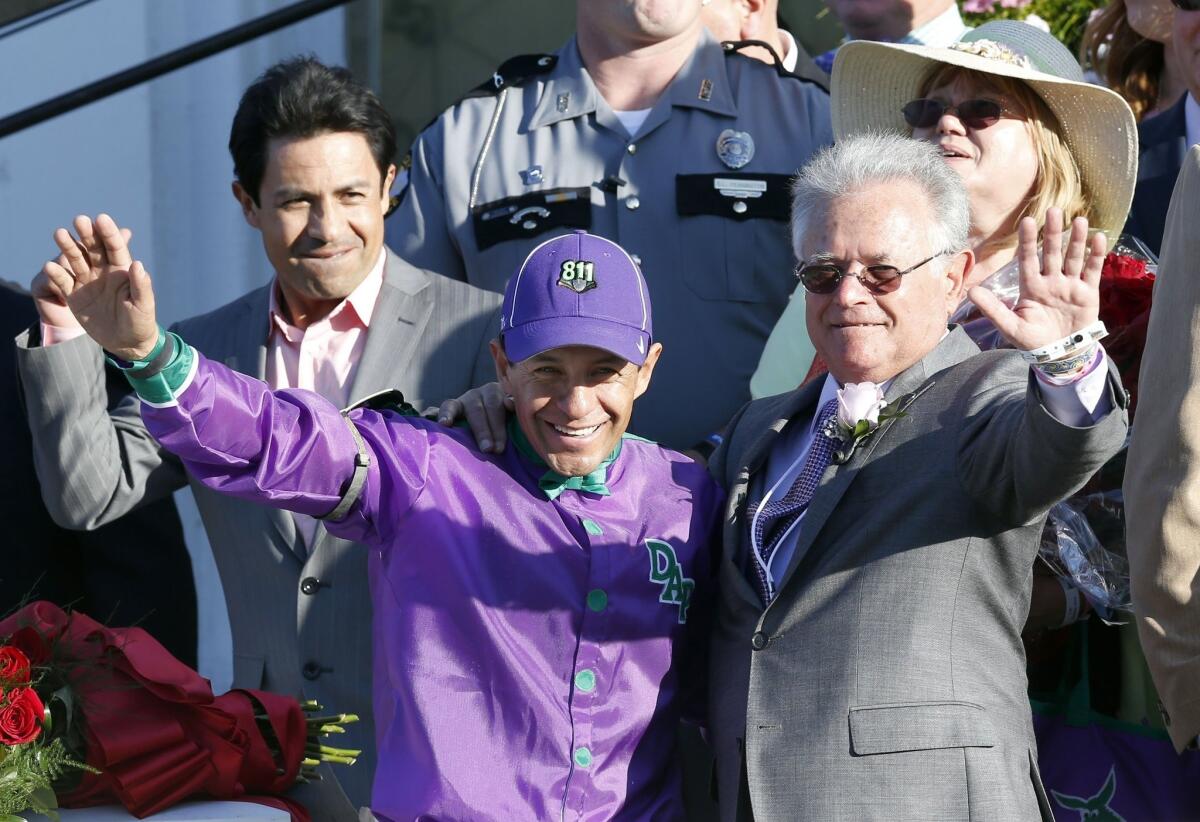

{"left": 1019, "top": 320, "right": 1108, "bottom": 364}
{"left": 1034, "top": 343, "right": 1099, "bottom": 379}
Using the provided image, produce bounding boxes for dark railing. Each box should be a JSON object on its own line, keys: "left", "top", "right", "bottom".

{"left": 0, "top": 1, "right": 95, "bottom": 38}
{"left": 0, "top": 0, "right": 355, "bottom": 140}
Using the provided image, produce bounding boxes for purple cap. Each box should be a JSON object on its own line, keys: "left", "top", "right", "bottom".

{"left": 500, "top": 231, "right": 653, "bottom": 365}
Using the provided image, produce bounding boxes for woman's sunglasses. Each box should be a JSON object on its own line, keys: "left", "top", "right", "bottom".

{"left": 901, "top": 98, "right": 1005, "bottom": 130}
{"left": 1172, "top": 0, "right": 1200, "bottom": 10}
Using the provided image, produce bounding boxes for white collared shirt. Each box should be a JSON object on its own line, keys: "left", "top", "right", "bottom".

{"left": 779, "top": 29, "right": 799, "bottom": 73}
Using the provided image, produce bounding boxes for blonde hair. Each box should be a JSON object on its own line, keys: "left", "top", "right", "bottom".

{"left": 917, "top": 65, "right": 1092, "bottom": 236}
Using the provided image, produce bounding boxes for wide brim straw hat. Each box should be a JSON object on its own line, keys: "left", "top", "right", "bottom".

{"left": 831, "top": 20, "right": 1138, "bottom": 250}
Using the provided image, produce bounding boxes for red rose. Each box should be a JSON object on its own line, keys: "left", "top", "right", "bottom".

{"left": 0, "top": 687, "right": 44, "bottom": 745}
{"left": 1103, "top": 253, "right": 1151, "bottom": 282}
{"left": 0, "top": 646, "right": 31, "bottom": 686}
{"left": 1099, "top": 252, "right": 1155, "bottom": 331}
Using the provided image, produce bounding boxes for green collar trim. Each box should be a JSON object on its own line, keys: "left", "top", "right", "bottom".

{"left": 509, "top": 418, "right": 622, "bottom": 501}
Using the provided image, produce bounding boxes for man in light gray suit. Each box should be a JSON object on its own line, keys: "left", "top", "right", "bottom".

{"left": 706, "top": 134, "right": 1129, "bottom": 820}
{"left": 17, "top": 59, "right": 500, "bottom": 819}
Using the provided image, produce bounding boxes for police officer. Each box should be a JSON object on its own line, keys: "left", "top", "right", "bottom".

{"left": 385, "top": 0, "right": 832, "bottom": 450}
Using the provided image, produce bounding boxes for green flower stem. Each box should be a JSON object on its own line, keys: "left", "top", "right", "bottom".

{"left": 305, "top": 743, "right": 361, "bottom": 759}
{"left": 312, "top": 753, "right": 356, "bottom": 766}
{"left": 304, "top": 713, "right": 359, "bottom": 726}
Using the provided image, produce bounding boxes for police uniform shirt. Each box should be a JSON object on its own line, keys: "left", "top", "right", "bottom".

{"left": 386, "top": 30, "right": 833, "bottom": 449}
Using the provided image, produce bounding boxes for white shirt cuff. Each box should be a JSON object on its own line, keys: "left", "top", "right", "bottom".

{"left": 1032, "top": 345, "right": 1113, "bottom": 426}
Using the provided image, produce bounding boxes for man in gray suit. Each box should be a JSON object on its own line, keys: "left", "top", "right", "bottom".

{"left": 17, "top": 59, "right": 500, "bottom": 819}
{"left": 706, "top": 134, "right": 1128, "bottom": 820}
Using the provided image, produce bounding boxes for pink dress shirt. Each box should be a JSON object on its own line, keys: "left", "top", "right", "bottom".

{"left": 263, "top": 251, "right": 386, "bottom": 549}
{"left": 264, "top": 250, "right": 385, "bottom": 409}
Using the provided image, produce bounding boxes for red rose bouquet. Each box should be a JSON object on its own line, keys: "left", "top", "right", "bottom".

{"left": 0, "top": 602, "right": 359, "bottom": 821}
{"left": 1097, "top": 244, "right": 1157, "bottom": 415}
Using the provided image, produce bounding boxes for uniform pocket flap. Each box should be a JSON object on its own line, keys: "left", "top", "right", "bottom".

{"left": 849, "top": 701, "right": 996, "bottom": 755}
{"left": 676, "top": 173, "right": 792, "bottom": 221}
{"left": 470, "top": 187, "right": 591, "bottom": 250}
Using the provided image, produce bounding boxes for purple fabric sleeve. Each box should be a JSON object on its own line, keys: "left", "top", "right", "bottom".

{"left": 139, "top": 352, "right": 430, "bottom": 546}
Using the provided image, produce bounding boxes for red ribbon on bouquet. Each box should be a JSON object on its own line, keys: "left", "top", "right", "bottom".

{"left": 0, "top": 602, "right": 310, "bottom": 820}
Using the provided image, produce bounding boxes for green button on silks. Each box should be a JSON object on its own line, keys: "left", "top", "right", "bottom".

{"left": 587, "top": 589, "right": 607, "bottom": 612}
{"left": 582, "top": 519, "right": 603, "bottom": 535}
{"left": 575, "top": 669, "right": 596, "bottom": 693}
{"left": 574, "top": 746, "right": 593, "bottom": 768}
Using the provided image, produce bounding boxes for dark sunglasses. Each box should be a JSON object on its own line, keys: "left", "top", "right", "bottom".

{"left": 902, "top": 98, "right": 1005, "bottom": 129}
{"left": 795, "top": 252, "right": 948, "bottom": 295}
{"left": 1172, "top": 0, "right": 1200, "bottom": 10}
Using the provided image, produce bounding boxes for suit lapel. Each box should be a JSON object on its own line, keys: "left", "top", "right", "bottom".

{"left": 770, "top": 328, "right": 980, "bottom": 603}
{"left": 216, "top": 286, "right": 304, "bottom": 563}
{"left": 221, "top": 287, "right": 270, "bottom": 380}
{"left": 721, "top": 381, "right": 823, "bottom": 610}
{"left": 741, "top": 382, "right": 823, "bottom": 494}
{"left": 346, "top": 249, "right": 433, "bottom": 403}
{"left": 310, "top": 251, "right": 433, "bottom": 561}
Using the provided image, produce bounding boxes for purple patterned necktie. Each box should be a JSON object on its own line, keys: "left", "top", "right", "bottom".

{"left": 750, "top": 398, "right": 840, "bottom": 604}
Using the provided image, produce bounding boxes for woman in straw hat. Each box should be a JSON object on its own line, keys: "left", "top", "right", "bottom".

{"left": 750, "top": 20, "right": 1138, "bottom": 396}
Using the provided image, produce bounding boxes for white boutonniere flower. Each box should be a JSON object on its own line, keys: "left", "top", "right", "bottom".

{"left": 823, "top": 382, "right": 907, "bottom": 464}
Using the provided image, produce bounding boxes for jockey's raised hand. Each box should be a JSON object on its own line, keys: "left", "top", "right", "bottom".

{"left": 42, "top": 214, "right": 159, "bottom": 360}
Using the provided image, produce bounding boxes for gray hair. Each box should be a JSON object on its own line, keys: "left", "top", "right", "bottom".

{"left": 790, "top": 133, "right": 970, "bottom": 262}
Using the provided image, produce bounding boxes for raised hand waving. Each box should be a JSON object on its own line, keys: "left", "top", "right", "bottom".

{"left": 42, "top": 214, "right": 159, "bottom": 360}
{"left": 969, "top": 208, "right": 1104, "bottom": 352}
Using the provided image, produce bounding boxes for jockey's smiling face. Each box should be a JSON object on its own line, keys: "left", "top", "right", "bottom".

{"left": 492, "top": 342, "right": 662, "bottom": 478}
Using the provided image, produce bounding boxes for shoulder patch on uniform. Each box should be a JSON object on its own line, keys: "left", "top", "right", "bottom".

{"left": 721, "top": 39, "right": 829, "bottom": 92}
{"left": 466, "top": 53, "right": 557, "bottom": 98}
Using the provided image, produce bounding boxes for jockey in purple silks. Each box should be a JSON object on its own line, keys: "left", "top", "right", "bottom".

{"left": 44, "top": 219, "right": 722, "bottom": 822}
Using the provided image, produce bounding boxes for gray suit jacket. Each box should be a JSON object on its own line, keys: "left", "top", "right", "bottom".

{"left": 1125, "top": 145, "right": 1200, "bottom": 751}
{"left": 707, "top": 328, "right": 1128, "bottom": 821}
{"left": 16, "top": 249, "right": 501, "bottom": 819}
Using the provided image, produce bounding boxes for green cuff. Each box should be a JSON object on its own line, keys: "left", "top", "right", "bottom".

{"left": 111, "top": 328, "right": 196, "bottom": 406}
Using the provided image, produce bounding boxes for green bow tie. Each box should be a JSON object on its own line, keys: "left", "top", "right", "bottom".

{"left": 509, "top": 419, "right": 620, "bottom": 501}
{"left": 538, "top": 468, "right": 611, "bottom": 501}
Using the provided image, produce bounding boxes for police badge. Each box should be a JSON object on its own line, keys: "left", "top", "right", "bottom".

{"left": 716, "top": 129, "right": 755, "bottom": 170}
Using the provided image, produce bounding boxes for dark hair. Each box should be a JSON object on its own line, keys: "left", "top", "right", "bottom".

{"left": 1081, "top": 0, "right": 1165, "bottom": 123}
{"left": 228, "top": 56, "right": 397, "bottom": 204}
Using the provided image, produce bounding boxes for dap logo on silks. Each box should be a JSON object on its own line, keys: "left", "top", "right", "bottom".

{"left": 645, "top": 540, "right": 694, "bottom": 623}
{"left": 557, "top": 259, "right": 597, "bottom": 294}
